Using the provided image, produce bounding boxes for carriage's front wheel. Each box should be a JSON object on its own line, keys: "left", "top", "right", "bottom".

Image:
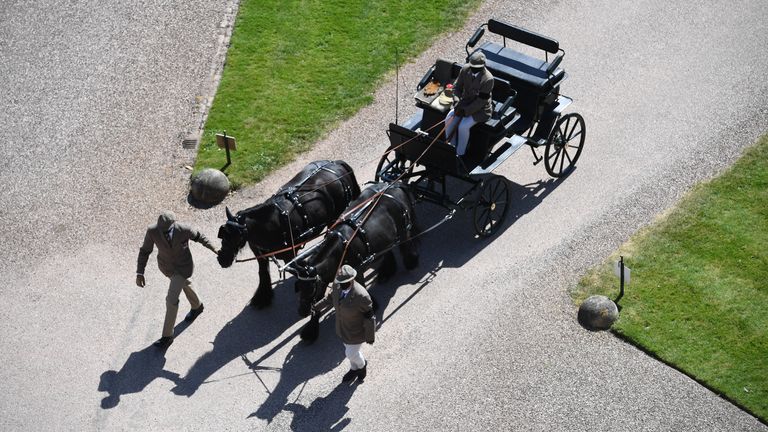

{"left": 473, "top": 175, "right": 510, "bottom": 237}
{"left": 375, "top": 150, "right": 407, "bottom": 182}
{"left": 544, "top": 113, "right": 586, "bottom": 177}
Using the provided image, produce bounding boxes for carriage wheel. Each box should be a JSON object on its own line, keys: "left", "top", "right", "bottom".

{"left": 544, "top": 113, "right": 586, "bottom": 177}
{"left": 375, "top": 150, "right": 407, "bottom": 183}
{"left": 473, "top": 175, "right": 510, "bottom": 237}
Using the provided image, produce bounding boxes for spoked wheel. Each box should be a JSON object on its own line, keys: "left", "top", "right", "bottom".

{"left": 544, "top": 113, "right": 586, "bottom": 177}
{"left": 375, "top": 150, "right": 408, "bottom": 182}
{"left": 473, "top": 175, "right": 510, "bottom": 237}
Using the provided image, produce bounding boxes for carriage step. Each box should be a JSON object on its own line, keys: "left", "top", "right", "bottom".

{"left": 470, "top": 135, "right": 527, "bottom": 175}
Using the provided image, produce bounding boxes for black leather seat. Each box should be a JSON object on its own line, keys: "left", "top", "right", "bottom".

{"left": 478, "top": 42, "right": 565, "bottom": 93}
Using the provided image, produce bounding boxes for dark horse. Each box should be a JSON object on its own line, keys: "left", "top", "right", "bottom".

{"left": 287, "top": 181, "right": 420, "bottom": 341}
{"left": 217, "top": 160, "right": 360, "bottom": 311}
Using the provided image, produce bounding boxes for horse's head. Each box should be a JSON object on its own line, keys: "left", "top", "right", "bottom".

{"left": 217, "top": 207, "right": 248, "bottom": 268}
{"left": 286, "top": 259, "right": 324, "bottom": 317}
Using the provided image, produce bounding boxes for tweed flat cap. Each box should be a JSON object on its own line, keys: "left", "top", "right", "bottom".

{"left": 335, "top": 265, "right": 357, "bottom": 284}
{"left": 469, "top": 52, "right": 486, "bottom": 69}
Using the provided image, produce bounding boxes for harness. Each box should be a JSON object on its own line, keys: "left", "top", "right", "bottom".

{"left": 268, "top": 161, "right": 355, "bottom": 253}
{"left": 326, "top": 186, "right": 413, "bottom": 266}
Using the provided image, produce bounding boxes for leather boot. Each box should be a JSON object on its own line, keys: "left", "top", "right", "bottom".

{"left": 357, "top": 361, "right": 367, "bottom": 382}
{"left": 341, "top": 369, "right": 358, "bottom": 383}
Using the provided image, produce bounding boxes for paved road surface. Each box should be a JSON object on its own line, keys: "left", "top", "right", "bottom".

{"left": 1, "top": 0, "right": 766, "bottom": 430}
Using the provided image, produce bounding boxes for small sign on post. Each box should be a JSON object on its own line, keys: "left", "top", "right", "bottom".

{"left": 216, "top": 132, "right": 237, "bottom": 170}
{"left": 614, "top": 256, "right": 630, "bottom": 302}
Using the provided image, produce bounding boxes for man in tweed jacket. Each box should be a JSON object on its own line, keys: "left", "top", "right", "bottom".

{"left": 136, "top": 211, "right": 218, "bottom": 349}
{"left": 444, "top": 51, "right": 494, "bottom": 157}
{"left": 314, "top": 265, "right": 375, "bottom": 383}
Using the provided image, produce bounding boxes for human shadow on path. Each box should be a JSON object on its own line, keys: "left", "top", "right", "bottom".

{"left": 284, "top": 382, "right": 359, "bottom": 431}
{"left": 98, "top": 345, "right": 179, "bottom": 409}
{"left": 171, "top": 280, "right": 302, "bottom": 397}
{"left": 98, "top": 319, "right": 198, "bottom": 408}
{"left": 249, "top": 316, "right": 347, "bottom": 423}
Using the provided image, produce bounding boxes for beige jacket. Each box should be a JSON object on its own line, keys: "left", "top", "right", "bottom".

{"left": 136, "top": 222, "right": 216, "bottom": 279}
{"left": 316, "top": 281, "right": 375, "bottom": 344}
{"left": 453, "top": 65, "right": 494, "bottom": 122}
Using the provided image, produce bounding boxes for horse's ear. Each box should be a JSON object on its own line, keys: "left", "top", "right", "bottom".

{"left": 225, "top": 207, "right": 234, "bottom": 221}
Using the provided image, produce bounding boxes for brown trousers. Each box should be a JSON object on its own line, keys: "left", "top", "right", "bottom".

{"left": 162, "top": 274, "right": 201, "bottom": 337}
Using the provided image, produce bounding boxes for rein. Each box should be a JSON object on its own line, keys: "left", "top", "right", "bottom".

{"left": 234, "top": 119, "right": 450, "bottom": 267}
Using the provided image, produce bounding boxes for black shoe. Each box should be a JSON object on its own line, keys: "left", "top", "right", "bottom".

{"left": 342, "top": 368, "right": 358, "bottom": 383}
{"left": 185, "top": 303, "right": 204, "bottom": 322}
{"left": 357, "top": 361, "right": 367, "bottom": 382}
{"left": 153, "top": 336, "right": 174, "bottom": 349}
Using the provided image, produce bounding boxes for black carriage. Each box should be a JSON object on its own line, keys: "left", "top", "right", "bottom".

{"left": 376, "top": 18, "right": 586, "bottom": 237}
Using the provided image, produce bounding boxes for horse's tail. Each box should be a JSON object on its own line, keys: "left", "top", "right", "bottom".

{"left": 336, "top": 160, "right": 361, "bottom": 199}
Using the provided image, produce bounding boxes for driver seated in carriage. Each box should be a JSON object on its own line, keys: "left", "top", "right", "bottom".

{"left": 444, "top": 52, "right": 495, "bottom": 157}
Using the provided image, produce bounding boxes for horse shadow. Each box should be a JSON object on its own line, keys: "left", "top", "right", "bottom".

{"left": 98, "top": 319, "right": 200, "bottom": 408}
{"left": 171, "top": 279, "right": 302, "bottom": 397}
{"left": 248, "top": 316, "right": 347, "bottom": 423}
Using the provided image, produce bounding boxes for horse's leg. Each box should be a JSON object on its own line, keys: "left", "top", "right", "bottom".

{"left": 300, "top": 311, "right": 320, "bottom": 342}
{"left": 250, "top": 257, "right": 274, "bottom": 309}
{"left": 400, "top": 234, "right": 420, "bottom": 270}
{"left": 377, "top": 250, "right": 397, "bottom": 282}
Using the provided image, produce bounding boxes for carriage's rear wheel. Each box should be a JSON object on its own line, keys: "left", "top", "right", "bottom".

{"left": 473, "top": 175, "right": 509, "bottom": 237}
{"left": 544, "top": 113, "right": 586, "bottom": 177}
{"left": 375, "top": 150, "right": 407, "bottom": 183}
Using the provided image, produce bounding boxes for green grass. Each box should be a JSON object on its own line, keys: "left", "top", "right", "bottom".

{"left": 195, "top": 0, "right": 481, "bottom": 188}
{"left": 573, "top": 136, "right": 768, "bottom": 421}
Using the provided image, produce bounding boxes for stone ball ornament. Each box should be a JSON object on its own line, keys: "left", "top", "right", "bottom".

{"left": 578, "top": 295, "right": 619, "bottom": 330}
{"left": 190, "top": 168, "right": 230, "bottom": 205}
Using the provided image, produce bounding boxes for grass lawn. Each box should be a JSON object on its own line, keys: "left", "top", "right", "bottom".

{"left": 573, "top": 135, "right": 768, "bottom": 421}
{"left": 195, "top": 0, "right": 481, "bottom": 188}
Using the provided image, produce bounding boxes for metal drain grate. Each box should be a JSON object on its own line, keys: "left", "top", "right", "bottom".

{"left": 182, "top": 134, "right": 199, "bottom": 149}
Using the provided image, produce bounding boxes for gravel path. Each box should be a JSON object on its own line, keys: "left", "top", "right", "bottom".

{"left": 1, "top": 0, "right": 766, "bottom": 430}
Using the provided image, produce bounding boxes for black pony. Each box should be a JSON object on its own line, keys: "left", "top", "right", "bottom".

{"left": 287, "top": 181, "right": 420, "bottom": 340}
{"left": 217, "top": 160, "right": 360, "bottom": 310}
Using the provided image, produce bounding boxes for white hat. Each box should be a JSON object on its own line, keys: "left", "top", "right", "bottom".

{"left": 335, "top": 265, "right": 357, "bottom": 284}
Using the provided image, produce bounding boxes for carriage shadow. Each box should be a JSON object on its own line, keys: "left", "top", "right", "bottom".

{"left": 418, "top": 174, "right": 569, "bottom": 268}
{"left": 366, "top": 173, "right": 571, "bottom": 320}
{"left": 170, "top": 279, "right": 303, "bottom": 397}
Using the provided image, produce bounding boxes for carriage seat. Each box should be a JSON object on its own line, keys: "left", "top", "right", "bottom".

{"left": 477, "top": 42, "right": 565, "bottom": 93}
{"left": 478, "top": 77, "right": 517, "bottom": 131}
{"left": 472, "top": 19, "right": 566, "bottom": 93}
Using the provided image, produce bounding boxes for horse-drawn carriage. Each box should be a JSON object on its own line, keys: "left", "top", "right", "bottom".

{"left": 217, "top": 19, "right": 585, "bottom": 340}
{"left": 377, "top": 18, "right": 586, "bottom": 237}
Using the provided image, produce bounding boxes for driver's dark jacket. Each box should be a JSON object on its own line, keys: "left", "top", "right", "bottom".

{"left": 453, "top": 65, "right": 494, "bottom": 122}
{"left": 315, "top": 281, "right": 375, "bottom": 345}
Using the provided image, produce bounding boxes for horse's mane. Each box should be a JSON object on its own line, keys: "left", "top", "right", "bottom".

{"left": 308, "top": 234, "right": 344, "bottom": 284}
{"left": 237, "top": 201, "right": 274, "bottom": 220}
